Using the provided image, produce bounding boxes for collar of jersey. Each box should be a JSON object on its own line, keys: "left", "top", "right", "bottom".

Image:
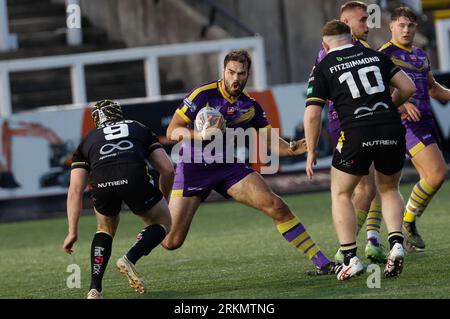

{"left": 391, "top": 40, "right": 413, "bottom": 53}
{"left": 353, "top": 37, "right": 370, "bottom": 48}
{"left": 328, "top": 43, "right": 354, "bottom": 54}
{"left": 218, "top": 79, "right": 240, "bottom": 104}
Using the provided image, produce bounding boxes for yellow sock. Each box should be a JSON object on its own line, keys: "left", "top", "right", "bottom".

{"left": 403, "top": 179, "right": 437, "bottom": 223}
{"left": 276, "top": 216, "right": 330, "bottom": 268}
{"left": 366, "top": 202, "right": 382, "bottom": 233}
{"left": 356, "top": 209, "right": 368, "bottom": 234}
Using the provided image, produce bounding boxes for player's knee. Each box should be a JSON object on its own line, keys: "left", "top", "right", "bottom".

{"left": 428, "top": 166, "right": 447, "bottom": 188}
{"left": 354, "top": 185, "right": 376, "bottom": 201}
{"left": 376, "top": 180, "right": 398, "bottom": 195}
{"left": 96, "top": 226, "right": 116, "bottom": 238}
{"left": 161, "top": 236, "right": 183, "bottom": 251}
{"left": 378, "top": 188, "right": 400, "bottom": 199}
{"left": 331, "top": 187, "right": 353, "bottom": 200}
{"left": 161, "top": 242, "right": 181, "bottom": 251}
{"left": 265, "top": 195, "right": 289, "bottom": 219}
{"left": 155, "top": 211, "right": 172, "bottom": 235}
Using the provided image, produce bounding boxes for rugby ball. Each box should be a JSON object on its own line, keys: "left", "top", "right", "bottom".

{"left": 194, "top": 106, "right": 225, "bottom": 132}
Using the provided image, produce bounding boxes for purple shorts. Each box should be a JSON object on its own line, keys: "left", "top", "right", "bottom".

{"left": 172, "top": 162, "right": 254, "bottom": 201}
{"left": 404, "top": 118, "right": 441, "bottom": 158}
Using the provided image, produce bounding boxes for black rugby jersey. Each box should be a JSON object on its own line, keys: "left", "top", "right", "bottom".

{"left": 71, "top": 119, "right": 162, "bottom": 171}
{"left": 306, "top": 44, "right": 402, "bottom": 130}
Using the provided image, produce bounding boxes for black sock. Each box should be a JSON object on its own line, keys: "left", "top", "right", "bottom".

{"left": 388, "top": 231, "right": 404, "bottom": 250}
{"left": 341, "top": 242, "right": 357, "bottom": 266}
{"left": 90, "top": 232, "right": 113, "bottom": 292}
{"left": 126, "top": 224, "right": 167, "bottom": 265}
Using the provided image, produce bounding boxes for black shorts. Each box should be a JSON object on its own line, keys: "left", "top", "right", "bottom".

{"left": 332, "top": 124, "right": 406, "bottom": 176}
{"left": 90, "top": 163, "right": 163, "bottom": 216}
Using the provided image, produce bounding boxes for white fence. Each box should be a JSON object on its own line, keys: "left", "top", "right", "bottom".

{"left": 436, "top": 18, "right": 450, "bottom": 72}
{"left": 0, "top": 36, "right": 267, "bottom": 117}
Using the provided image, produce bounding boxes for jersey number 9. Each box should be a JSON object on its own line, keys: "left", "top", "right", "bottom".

{"left": 103, "top": 124, "right": 129, "bottom": 140}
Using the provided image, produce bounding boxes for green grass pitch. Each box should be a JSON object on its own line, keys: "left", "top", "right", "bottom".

{"left": 1, "top": 182, "right": 449, "bottom": 299}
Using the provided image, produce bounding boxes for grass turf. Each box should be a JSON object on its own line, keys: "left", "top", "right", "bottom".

{"left": 0, "top": 182, "right": 449, "bottom": 299}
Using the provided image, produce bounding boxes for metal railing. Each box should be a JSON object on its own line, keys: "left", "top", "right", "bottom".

{"left": 0, "top": 36, "right": 267, "bottom": 117}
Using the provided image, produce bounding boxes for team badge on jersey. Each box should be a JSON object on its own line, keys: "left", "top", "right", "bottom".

{"left": 227, "top": 105, "right": 236, "bottom": 115}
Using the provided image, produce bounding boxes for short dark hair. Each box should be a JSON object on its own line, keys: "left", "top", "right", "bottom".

{"left": 341, "top": 1, "right": 367, "bottom": 14}
{"left": 322, "top": 19, "right": 351, "bottom": 37}
{"left": 391, "top": 7, "right": 417, "bottom": 22}
{"left": 224, "top": 50, "right": 252, "bottom": 72}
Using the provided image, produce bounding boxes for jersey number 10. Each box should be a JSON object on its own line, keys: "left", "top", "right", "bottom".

{"left": 338, "top": 66, "right": 385, "bottom": 99}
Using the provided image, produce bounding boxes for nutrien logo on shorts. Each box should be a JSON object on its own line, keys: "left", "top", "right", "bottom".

{"left": 97, "top": 180, "right": 129, "bottom": 188}
{"left": 362, "top": 140, "right": 398, "bottom": 147}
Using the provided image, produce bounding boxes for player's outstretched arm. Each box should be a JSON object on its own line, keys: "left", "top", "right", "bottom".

{"left": 428, "top": 71, "right": 450, "bottom": 102}
{"left": 390, "top": 70, "right": 416, "bottom": 107}
{"left": 63, "top": 168, "right": 88, "bottom": 254}
{"left": 263, "top": 127, "right": 307, "bottom": 157}
{"left": 277, "top": 137, "right": 307, "bottom": 156}
{"left": 304, "top": 105, "right": 323, "bottom": 179}
{"left": 148, "top": 148, "right": 175, "bottom": 201}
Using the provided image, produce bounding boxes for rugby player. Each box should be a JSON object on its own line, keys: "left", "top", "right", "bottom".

{"left": 63, "top": 100, "right": 174, "bottom": 298}
{"left": 305, "top": 20, "right": 416, "bottom": 279}
{"left": 162, "top": 50, "right": 342, "bottom": 276}
{"left": 379, "top": 7, "right": 450, "bottom": 251}
{"left": 313, "top": 1, "right": 387, "bottom": 264}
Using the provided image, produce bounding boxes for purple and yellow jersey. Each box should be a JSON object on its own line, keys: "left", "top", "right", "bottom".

{"left": 313, "top": 38, "right": 371, "bottom": 133}
{"left": 379, "top": 41, "right": 440, "bottom": 157}
{"left": 378, "top": 41, "right": 432, "bottom": 121}
{"left": 176, "top": 80, "right": 270, "bottom": 163}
